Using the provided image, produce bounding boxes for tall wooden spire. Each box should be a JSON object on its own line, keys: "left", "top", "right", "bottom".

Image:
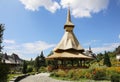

{"left": 64, "top": 8, "right": 74, "bottom": 31}
{"left": 46, "top": 7, "right": 93, "bottom": 60}
{"left": 53, "top": 8, "right": 84, "bottom": 52}
{"left": 66, "top": 7, "right": 71, "bottom": 23}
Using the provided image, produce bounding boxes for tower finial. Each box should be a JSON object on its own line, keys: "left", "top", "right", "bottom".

{"left": 64, "top": 4, "right": 74, "bottom": 30}
{"left": 66, "top": 3, "right": 71, "bottom": 23}
{"left": 89, "top": 46, "right": 91, "bottom": 51}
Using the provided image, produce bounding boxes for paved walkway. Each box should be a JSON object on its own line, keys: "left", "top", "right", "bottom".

{"left": 19, "top": 73, "right": 71, "bottom": 82}
{"left": 19, "top": 73, "right": 110, "bottom": 82}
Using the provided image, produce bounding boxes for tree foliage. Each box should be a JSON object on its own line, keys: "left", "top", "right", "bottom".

{"left": 0, "top": 63, "right": 9, "bottom": 82}
{"left": 22, "top": 60, "right": 27, "bottom": 74}
{"left": 39, "top": 51, "right": 46, "bottom": 67}
{"left": 34, "top": 56, "right": 40, "bottom": 72}
{"left": 0, "top": 24, "right": 4, "bottom": 52}
{"left": 34, "top": 51, "right": 46, "bottom": 72}
{"left": 0, "top": 24, "right": 9, "bottom": 82}
{"left": 103, "top": 51, "right": 111, "bottom": 67}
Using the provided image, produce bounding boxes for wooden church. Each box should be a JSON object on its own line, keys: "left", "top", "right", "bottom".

{"left": 46, "top": 8, "right": 93, "bottom": 69}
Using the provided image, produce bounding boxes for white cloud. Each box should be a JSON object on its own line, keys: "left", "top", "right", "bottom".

{"left": 3, "top": 39, "right": 16, "bottom": 44}
{"left": 90, "top": 43, "right": 120, "bottom": 53}
{"left": 19, "top": 0, "right": 109, "bottom": 18}
{"left": 119, "top": 34, "right": 120, "bottom": 39}
{"left": 84, "top": 40, "right": 100, "bottom": 46}
{"left": 22, "top": 41, "right": 55, "bottom": 54}
{"left": 3, "top": 40, "right": 56, "bottom": 59}
{"left": 19, "top": 0, "right": 60, "bottom": 13}
{"left": 60, "top": 0, "right": 109, "bottom": 18}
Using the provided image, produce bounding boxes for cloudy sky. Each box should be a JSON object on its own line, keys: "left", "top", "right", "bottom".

{"left": 0, "top": 0, "right": 120, "bottom": 60}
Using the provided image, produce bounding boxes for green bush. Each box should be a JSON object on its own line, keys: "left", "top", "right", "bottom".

{"left": 50, "top": 72, "right": 56, "bottom": 77}
{"left": 39, "top": 66, "right": 47, "bottom": 73}
{"left": 111, "top": 73, "right": 120, "bottom": 82}
{"left": 27, "top": 66, "right": 33, "bottom": 73}
{"left": 50, "top": 71, "right": 59, "bottom": 77}
{"left": 0, "top": 63, "right": 9, "bottom": 82}
{"left": 67, "top": 69, "right": 74, "bottom": 78}
{"left": 56, "top": 69, "right": 66, "bottom": 77}
{"left": 50, "top": 69, "right": 67, "bottom": 77}
{"left": 92, "top": 69, "right": 106, "bottom": 80}
{"left": 67, "top": 69, "right": 88, "bottom": 80}
{"left": 68, "top": 69, "right": 83, "bottom": 80}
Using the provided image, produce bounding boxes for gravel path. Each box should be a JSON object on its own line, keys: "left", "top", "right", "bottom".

{"left": 19, "top": 73, "right": 71, "bottom": 82}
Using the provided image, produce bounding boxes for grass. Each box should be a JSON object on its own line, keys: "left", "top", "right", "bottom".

{"left": 7, "top": 73, "right": 22, "bottom": 81}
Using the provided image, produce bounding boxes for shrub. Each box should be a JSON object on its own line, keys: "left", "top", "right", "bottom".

{"left": 27, "top": 66, "right": 33, "bottom": 73}
{"left": 55, "top": 69, "right": 66, "bottom": 77}
{"left": 92, "top": 68, "right": 106, "bottom": 80}
{"left": 67, "top": 69, "right": 88, "bottom": 80}
{"left": 111, "top": 73, "right": 120, "bottom": 82}
{"left": 67, "top": 69, "right": 74, "bottom": 78}
{"left": 85, "top": 72, "right": 92, "bottom": 79}
{"left": 106, "top": 67, "right": 120, "bottom": 80}
{"left": 39, "top": 66, "right": 47, "bottom": 73}
{"left": 0, "top": 63, "right": 9, "bottom": 82}
{"left": 71, "top": 69, "right": 82, "bottom": 80}
{"left": 50, "top": 72, "right": 56, "bottom": 77}
{"left": 47, "top": 65, "right": 54, "bottom": 72}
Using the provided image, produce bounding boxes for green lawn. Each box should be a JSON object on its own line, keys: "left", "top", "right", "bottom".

{"left": 7, "top": 73, "right": 22, "bottom": 81}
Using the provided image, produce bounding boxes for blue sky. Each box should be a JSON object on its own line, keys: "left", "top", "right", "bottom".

{"left": 0, "top": 0, "right": 120, "bottom": 60}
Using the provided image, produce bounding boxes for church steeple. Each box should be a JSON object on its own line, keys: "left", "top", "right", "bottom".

{"left": 53, "top": 8, "right": 84, "bottom": 52}
{"left": 64, "top": 8, "right": 74, "bottom": 31}
{"left": 66, "top": 7, "right": 71, "bottom": 23}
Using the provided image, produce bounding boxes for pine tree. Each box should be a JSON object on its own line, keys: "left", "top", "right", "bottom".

{"left": 0, "top": 24, "right": 4, "bottom": 51}
{"left": 0, "top": 24, "right": 9, "bottom": 82}
{"left": 103, "top": 51, "right": 111, "bottom": 67}
{"left": 39, "top": 51, "right": 46, "bottom": 67}
{"left": 0, "top": 24, "right": 4, "bottom": 62}
{"left": 34, "top": 56, "right": 40, "bottom": 72}
{"left": 22, "top": 60, "right": 27, "bottom": 74}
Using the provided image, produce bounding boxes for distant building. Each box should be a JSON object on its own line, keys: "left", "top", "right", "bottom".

{"left": 1, "top": 53, "right": 23, "bottom": 71}
{"left": 85, "top": 46, "right": 96, "bottom": 59}
{"left": 116, "top": 53, "right": 120, "bottom": 61}
{"left": 2, "top": 53, "right": 23, "bottom": 64}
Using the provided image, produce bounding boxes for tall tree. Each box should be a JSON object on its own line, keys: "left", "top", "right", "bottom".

{"left": 34, "top": 56, "right": 40, "bottom": 72}
{"left": 0, "top": 24, "right": 4, "bottom": 52}
{"left": 22, "top": 60, "right": 27, "bottom": 74}
{"left": 39, "top": 51, "right": 46, "bottom": 67}
{"left": 0, "top": 24, "right": 4, "bottom": 62}
{"left": 0, "top": 24, "right": 9, "bottom": 82}
{"left": 103, "top": 51, "right": 111, "bottom": 67}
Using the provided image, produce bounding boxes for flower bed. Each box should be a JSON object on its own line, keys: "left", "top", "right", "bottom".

{"left": 50, "top": 67, "right": 120, "bottom": 81}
